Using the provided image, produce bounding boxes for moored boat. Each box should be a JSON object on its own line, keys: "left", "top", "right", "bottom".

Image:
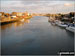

{"left": 58, "top": 24, "right": 68, "bottom": 28}
{"left": 66, "top": 26, "right": 75, "bottom": 33}
{"left": 55, "top": 20, "right": 68, "bottom": 28}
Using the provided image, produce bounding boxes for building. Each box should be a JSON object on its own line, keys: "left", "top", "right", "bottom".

{"left": 0, "top": 12, "right": 4, "bottom": 16}
{"left": 12, "top": 12, "right": 17, "bottom": 16}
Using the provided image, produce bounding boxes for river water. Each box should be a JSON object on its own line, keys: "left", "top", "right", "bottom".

{"left": 1, "top": 16, "right": 74, "bottom": 55}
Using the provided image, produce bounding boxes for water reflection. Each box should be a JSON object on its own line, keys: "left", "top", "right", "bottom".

{"left": 1, "top": 19, "right": 30, "bottom": 30}
{"left": 1, "top": 23, "right": 12, "bottom": 30}
{"left": 14, "top": 19, "right": 30, "bottom": 28}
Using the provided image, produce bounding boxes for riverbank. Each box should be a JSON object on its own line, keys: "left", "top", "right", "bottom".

{"left": 0, "top": 16, "right": 32, "bottom": 25}
{"left": 0, "top": 12, "right": 32, "bottom": 25}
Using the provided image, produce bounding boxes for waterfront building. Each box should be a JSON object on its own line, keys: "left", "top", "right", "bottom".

{"left": 0, "top": 12, "right": 4, "bottom": 16}
{"left": 16, "top": 12, "right": 23, "bottom": 16}
{"left": 11, "top": 12, "right": 17, "bottom": 16}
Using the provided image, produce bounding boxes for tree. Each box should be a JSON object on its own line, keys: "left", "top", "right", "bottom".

{"left": 69, "top": 12, "right": 75, "bottom": 18}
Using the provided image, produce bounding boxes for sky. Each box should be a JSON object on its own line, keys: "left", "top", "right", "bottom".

{"left": 0, "top": 0, "right": 75, "bottom": 13}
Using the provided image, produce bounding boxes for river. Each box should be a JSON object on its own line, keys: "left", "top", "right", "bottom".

{"left": 1, "top": 16, "right": 74, "bottom": 55}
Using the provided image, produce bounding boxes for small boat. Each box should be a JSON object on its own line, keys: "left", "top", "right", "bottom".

{"left": 66, "top": 26, "right": 75, "bottom": 33}
{"left": 55, "top": 20, "right": 67, "bottom": 28}
{"left": 58, "top": 24, "right": 68, "bottom": 28}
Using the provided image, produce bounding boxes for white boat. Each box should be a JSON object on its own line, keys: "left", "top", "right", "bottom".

{"left": 58, "top": 24, "right": 68, "bottom": 28}
{"left": 55, "top": 20, "right": 67, "bottom": 28}
{"left": 66, "top": 26, "right": 75, "bottom": 33}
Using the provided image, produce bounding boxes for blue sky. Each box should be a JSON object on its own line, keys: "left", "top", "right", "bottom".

{"left": 1, "top": 0, "right": 75, "bottom": 13}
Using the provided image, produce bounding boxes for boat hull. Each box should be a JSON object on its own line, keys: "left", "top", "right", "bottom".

{"left": 66, "top": 27, "right": 75, "bottom": 33}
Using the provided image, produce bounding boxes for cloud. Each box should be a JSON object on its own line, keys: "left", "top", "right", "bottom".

{"left": 1, "top": 0, "right": 75, "bottom": 13}
{"left": 64, "top": 3, "right": 73, "bottom": 6}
